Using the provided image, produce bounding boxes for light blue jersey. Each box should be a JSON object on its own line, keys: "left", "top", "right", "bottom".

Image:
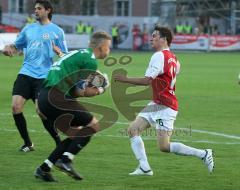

{"left": 14, "top": 22, "right": 68, "bottom": 79}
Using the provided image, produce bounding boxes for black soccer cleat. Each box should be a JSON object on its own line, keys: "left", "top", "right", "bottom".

{"left": 19, "top": 143, "right": 35, "bottom": 152}
{"left": 55, "top": 159, "right": 83, "bottom": 180}
{"left": 34, "top": 167, "right": 57, "bottom": 182}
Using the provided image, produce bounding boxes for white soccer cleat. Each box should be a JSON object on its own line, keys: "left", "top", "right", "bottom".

{"left": 202, "top": 149, "right": 214, "bottom": 173}
{"left": 129, "top": 167, "right": 153, "bottom": 176}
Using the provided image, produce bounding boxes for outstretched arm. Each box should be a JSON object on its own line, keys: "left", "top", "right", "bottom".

{"left": 114, "top": 74, "right": 151, "bottom": 86}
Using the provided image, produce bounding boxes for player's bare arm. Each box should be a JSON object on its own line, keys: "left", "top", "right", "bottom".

{"left": 52, "top": 42, "right": 64, "bottom": 57}
{"left": 66, "top": 70, "right": 109, "bottom": 98}
{"left": 70, "top": 86, "right": 101, "bottom": 98}
{"left": 2, "top": 44, "right": 18, "bottom": 57}
{"left": 114, "top": 74, "right": 151, "bottom": 86}
{"left": 66, "top": 80, "right": 101, "bottom": 98}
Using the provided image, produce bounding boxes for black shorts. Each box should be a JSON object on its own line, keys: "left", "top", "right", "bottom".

{"left": 12, "top": 74, "right": 44, "bottom": 101}
{"left": 38, "top": 87, "right": 93, "bottom": 127}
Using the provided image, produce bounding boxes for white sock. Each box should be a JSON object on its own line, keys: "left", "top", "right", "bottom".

{"left": 44, "top": 159, "right": 53, "bottom": 168}
{"left": 63, "top": 152, "right": 75, "bottom": 160}
{"left": 130, "top": 136, "right": 151, "bottom": 171}
{"left": 170, "top": 142, "right": 206, "bottom": 159}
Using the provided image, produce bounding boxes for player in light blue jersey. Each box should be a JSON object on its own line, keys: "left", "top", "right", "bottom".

{"left": 15, "top": 18, "right": 67, "bottom": 79}
{"left": 3, "top": 0, "right": 68, "bottom": 152}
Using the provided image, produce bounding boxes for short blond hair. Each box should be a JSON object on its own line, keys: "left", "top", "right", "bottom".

{"left": 89, "top": 31, "right": 112, "bottom": 48}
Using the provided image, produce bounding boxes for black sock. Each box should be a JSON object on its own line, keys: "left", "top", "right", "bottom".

{"left": 41, "top": 119, "right": 61, "bottom": 146}
{"left": 61, "top": 127, "right": 96, "bottom": 162}
{"left": 47, "top": 138, "right": 72, "bottom": 164}
{"left": 40, "top": 163, "right": 51, "bottom": 172}
{"left": 13, "top": 113, "right": 31, "bottom": 145}
{"left": 61, "top": 136, "right": 92, "bottom": 163}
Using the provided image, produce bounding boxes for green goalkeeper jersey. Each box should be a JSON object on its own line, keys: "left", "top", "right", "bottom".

{"left": 43, "top": 48, "right": 97, "bottom": 93}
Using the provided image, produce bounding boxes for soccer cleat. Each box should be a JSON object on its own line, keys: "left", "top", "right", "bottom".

{"left": 129, "top": 167, "right": 153, "bottom": 176}
{"left": 19, "top": 143, "right": 35, "bottom": 152}
{"left": 34, "top": 167, "right": 57, "bottom": 182}
{"left": 202, "top": 149, "right": 214, "bottom": 173}
{"left": 55, "top": 159, "right": 83, "bottom": 180}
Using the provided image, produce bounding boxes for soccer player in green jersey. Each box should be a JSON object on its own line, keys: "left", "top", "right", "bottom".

{"left": 34, "top": 31, "right": 112, "bottom": 182}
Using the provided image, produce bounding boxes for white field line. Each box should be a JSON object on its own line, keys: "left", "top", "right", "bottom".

{"left": 1, "top": 112, "right": 240, "bottom": 143}
{"left": 0, "top": 127, "right": 239, "bottom": 145}
{"left": 95, "top": 134, "right": 240, "bottom": 145}
{"left": 180, "top": 128, "right": 240, "bottom": 140}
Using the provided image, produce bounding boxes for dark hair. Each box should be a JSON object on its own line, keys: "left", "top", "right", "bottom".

{"left": 154, "top": 25, "right": 173, "bottom": 46}
{"left": 35, "top": 0, "right": 53, "bottom": 20}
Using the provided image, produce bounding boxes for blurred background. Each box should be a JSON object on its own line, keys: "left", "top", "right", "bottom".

{"left": 0, "top": 0, "right": 240, "bottom": 50}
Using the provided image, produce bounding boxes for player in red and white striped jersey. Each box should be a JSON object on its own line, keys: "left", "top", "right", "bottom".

{"left": 114, "top": 25, "right": 214, "bottom": 175}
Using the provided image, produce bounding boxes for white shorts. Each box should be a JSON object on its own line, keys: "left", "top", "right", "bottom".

{"left": 138, "top": 101, "right": 178, "bottom": 131}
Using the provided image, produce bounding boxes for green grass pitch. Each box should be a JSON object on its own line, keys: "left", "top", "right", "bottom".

{"left": 0, "top": 51, "right": 239, "bottom": 190}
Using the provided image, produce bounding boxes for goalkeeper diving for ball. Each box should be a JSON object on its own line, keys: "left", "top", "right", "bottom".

{"left": 34, "top": 31, "right": 111, "bottom": 182}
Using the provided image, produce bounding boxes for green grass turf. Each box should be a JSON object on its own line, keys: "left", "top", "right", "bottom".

{"left": 0, "top": 51, "right": 240, "bottom": 190}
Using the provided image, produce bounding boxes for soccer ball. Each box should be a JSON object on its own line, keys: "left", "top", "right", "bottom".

{"left": 87, "top": 71, "right": 109, "bottom": 89}
{"left": 75, "top": 71, "right": 109, "bottom": 90}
